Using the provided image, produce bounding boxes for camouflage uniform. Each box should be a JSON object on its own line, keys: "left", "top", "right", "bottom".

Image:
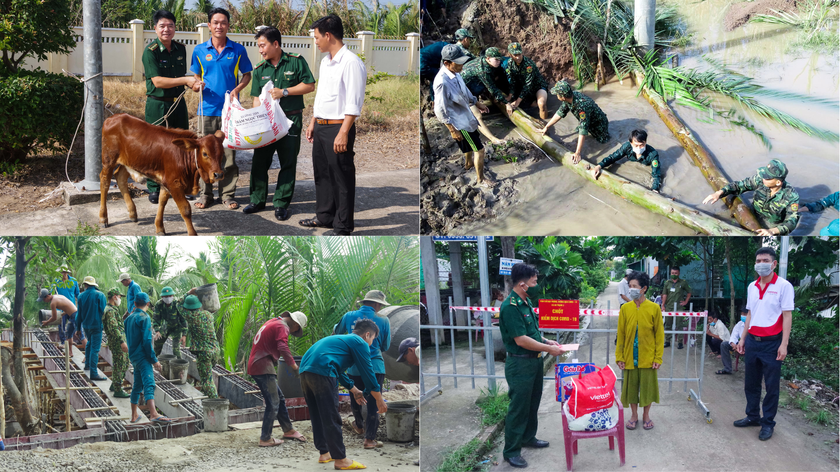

{"left": 461, "top": 52, "right": 509, "bottom": 104}
{"left": 454, "top": 29, "right": 476, "bottom": 62}
{"left": 456, "top": 42, "right": 476, "bottom": 62}
{"left": 598, "top": 142, "right": 662, "bottom": 191}
{"left": 504, "top": 54, "right": 549, "bottom": 106}
{"left": 553, "top": 90, "right": 611, "bottom": 144}
{"left": 103, "top": 304, "right": 129, "bottom": 394}
{"left": 152, "top": 299, "right": 187, "bottom": 358}
{"left": 661, "top": 277, "right": 692, "bottom": 345}
{"left": 719, "top": 160, "right": 800, "bottom": 235}
{"left": 182, "top": 307, "right": 220, "bottom": 399}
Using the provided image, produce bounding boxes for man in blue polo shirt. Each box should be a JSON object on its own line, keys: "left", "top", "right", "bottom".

{"left": 191, "top": 7, "right": 252, "bottom": 211}
{"left": 51, "top": 266, "right": 85, "bottom": 348}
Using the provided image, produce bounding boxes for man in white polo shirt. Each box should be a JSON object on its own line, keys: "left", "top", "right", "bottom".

{"left": 300, "top": 14, "right": 366, "bottom": 236}
{"left": 734, "top": 246, "right": 794, "bottom": 441}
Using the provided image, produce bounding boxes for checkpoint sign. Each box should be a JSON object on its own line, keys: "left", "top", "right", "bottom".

{"left": 499, "top": 257, "right": 523, "bottom": 275}
{"left": 538, "top": 299, "right": 579, "bottom": 329}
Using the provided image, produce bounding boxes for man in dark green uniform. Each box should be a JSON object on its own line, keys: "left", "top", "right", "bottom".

{"left": 660, "top": 267, "right": 692, "bottom": 349}
{"left": 592, "top": 129, "right": 662, "bottom": 193}
{"left": 499, "top": 263, "right": 564, "bottom": 469}
{"left": 703, "top": 159, "right": 801, "bottom": 236}
{"left": 152, "top": 286, "right": 187, "bottom": 358}
{"left": 504, "top": 42, "right": 550, "bottom": 119}
{"left": 539, "top": 80, "right": 610, "bottom": 164}
{"left": 461, "top": 47, "right": 509, "bottom": 144}
{"left": 243, "top": 26, "right": 316, "bottom": 221}
{"left": 454, "top": 28, "right": 476, "bottom": 62}
{"left": 142, "top": 10, "right": 200, "bottom": 204}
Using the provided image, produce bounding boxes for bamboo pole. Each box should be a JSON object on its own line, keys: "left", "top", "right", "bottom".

{"left": 64, "top": 340, "right": 70, "bottom": 432}
{"left": 0, "top": 342, "right": 4, "bottom": 442}
{"left": 500, "top": 105, "right": 755, "bottom": 236}
{"left": 631, "top": 71, "right": 762, "bottom": 231}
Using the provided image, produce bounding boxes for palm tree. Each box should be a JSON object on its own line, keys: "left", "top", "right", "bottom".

{"left": 119, "top": 236, "right": 178, "bottom": 299}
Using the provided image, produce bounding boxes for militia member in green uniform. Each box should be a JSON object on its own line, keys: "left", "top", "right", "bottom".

{"left": 454, "top": 29, "right": 477, "bottom": 62}
{"left": 461, "top": 47, "right": 510, "bottom": 144}
{"left": 504, "top": 42, "right": 550, "bottom": 119}
{"left": 498, "top": 263, "right": 565, "bottom": 469}
{"left": 660, "top": 267, "right": 692, "bottom": 349}
{"left": 142, "top": 10, "right": 200, "bottom": 204}
{"left": 703, "top": 159, "right": 800, "bottom": 236}
{"left": 103, "top": 288, "right": 130, "bottom": 398}
{"left": 540, "top": 80, "right": 610, "bottom": 164}
{"left": 152, "top": 286, "right": 187, "bottom": 358}
{"left": 592, "top": 129, "right": 662, "bottom": 193}
{"left": 182, "top": 294, "right": 220, "bottom": 398}
{"left": 242, "top": 27, "right": 316, "bottom": 221}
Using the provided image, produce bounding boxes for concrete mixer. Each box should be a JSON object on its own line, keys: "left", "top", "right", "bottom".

{"left": 380, "top": 305, "right": 420, "bottom": 383}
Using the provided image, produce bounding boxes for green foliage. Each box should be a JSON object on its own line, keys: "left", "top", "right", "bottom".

{"left": 749, "top": 0, "right": 839, "bottom": 53}
{"left": 0, "top": 69, "right": 84, "bottom": 162}
{"left": 781, "top": 309, "right": 839, "bottom": 390}
{"left": 807, "top": 409, "right": 834, "bottom": 426}
{"left": 436, "top": 438, "right": 492, "bottom": 472}
{"left": 607, "top": 237, "right": 698, "bottom": 268}
{"left": 518, "top": 237, "right": 586, "bottom": 300}
{"left": 72, "top": 220, "right": 102, "bottom": 236}
{"left": 0, "top": 0, "right": 76, "bottom": 72}
{"left": 477, "top": 385, "right": 510, "bottom": 426}
{"left": 787, "top": 237, "right": 839, "bottom": 282}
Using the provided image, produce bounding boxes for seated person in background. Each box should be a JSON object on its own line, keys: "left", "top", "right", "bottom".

{"left": 539, "top": 80, "right": 610, "bottom": 164}
{"left": 718, "top": 307, "right": 747, "bottom": 375}
{"left": 592, "top": 129, "right": 663, "bottom": 193}
{"left": 799, "top": 191, "right": 838, "bottom": 236}
{"left": 705, "top": 311, "right": 730, "bottom": 359}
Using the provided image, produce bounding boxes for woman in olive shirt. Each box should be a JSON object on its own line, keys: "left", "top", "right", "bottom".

{"left": 615, "top": 271, "right": 664, "bottom": 431}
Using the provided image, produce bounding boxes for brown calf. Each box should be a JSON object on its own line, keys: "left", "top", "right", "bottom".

{"left": 99, "top": 114, "right": 226, "bottom": 235}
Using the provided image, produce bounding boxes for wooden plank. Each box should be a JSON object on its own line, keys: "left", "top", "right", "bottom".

{"left": 76, "top": 406, "right": 119, "bottom": 413}
{"left": 22, "top": 353, "right": 38, "bottom": 359}
{"left": 169, "top": 395, "right": 207, "bottom": 405}
{"left": 27, "top": 365, "right": 45, "bottom": 371}
{"left": 34, "top": 375, "right": 47, "bottom": 381}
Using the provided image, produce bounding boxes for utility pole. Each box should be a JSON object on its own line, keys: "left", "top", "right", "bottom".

{"left": 421, "top": 237, "right": 443, "bottom": 343}
{"left": 779, "top": 236, "right": 790, "bottom": 280}
{"left": 477, "top": 237, "right": 496, "bottom": 389}
{"left": 634, "top": 0, "right": 656, "bottom": 51}
{"left": 77, "top": 0, "right": 103, "bottom": 191}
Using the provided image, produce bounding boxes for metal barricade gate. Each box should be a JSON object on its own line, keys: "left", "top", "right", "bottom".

{"left": 420, "top": 300, "right": 712, "bottom": 423}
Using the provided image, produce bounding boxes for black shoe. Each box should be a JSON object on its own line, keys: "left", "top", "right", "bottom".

{"left": 89, "top": 375, "right": 107, "bottom": 381}
{"left": 664, "top": 342, "right": 671, "bottom": 348}
{"left": 186, "top": 194, "right": 196, "bottom": 201}
{"left": 523, "top": 439, "right": 549, "bottom": 448}
{"left": 759, "top": 426, "right": 774, "bottom": 441}
{"left": 733, "top": 417, "right": 761, "bottom": 428}
{"left": 505, "top": 456, "right": 528, "bottom": 468}
{"left": 274, "top": 207, "right": 290, "bottom": 221}
{"left": 678, "top": 343, "right": 684, "bottom": 349}
{"left": 148, "top": 192, "right": 159, "bottom": 204}
{"left": 242, "top": 203, "right": 265, "bottom": 214}
{"left": 324, "top": 229, "right": 353, "bottom": 236}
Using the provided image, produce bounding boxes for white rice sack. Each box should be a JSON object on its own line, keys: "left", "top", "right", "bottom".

{"left": 563, "top": 401, "right": 619, "bottom": 432}
{"left": 221, "top": 80, "right": 293, "bottom": 150}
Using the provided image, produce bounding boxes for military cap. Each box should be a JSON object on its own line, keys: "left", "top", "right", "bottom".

{"left": 160, "top": 286, "right": 175, "bottom": 297}
{"left": 183, "top": 295, "right": 202, "bottom": 310}
{"left": 484, "top": 47, "right": 503, "bottom": 58}
{"left": 441, "top": 44, "right": 470, "bottom": 64}
{"left": 455, "top": 28, "right": 474, "bottom": 40}
{"left": 508, "top": 42, "right": 523, "bottom": 55}
{"left": 551, "top": 80, "right": 573, "bottom": 97}
{"left": 758, "top": 159, "right": 788, "bottom": 180}
{"left": 135, "top": 292, "right": 150, "bottom": 306}
{"left": 107, "top": 287, "right": 122, "bottom": 298}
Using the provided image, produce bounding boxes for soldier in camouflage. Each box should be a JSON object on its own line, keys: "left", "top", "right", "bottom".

{"left": 540, "top": 80, "right": 611, "bottom": 164}
{"left": 104, "top": 287, "right": 130, "bottom": 398}
{"left": 152, "top": 286, "right": 187, "bottom": 359}
{"left": 799, "top": 191, "right": 838, "bottom": 236}
{"left": 461, "top": 47, "right": 510, "bottom": 144}
{"left": 592, "top": 129, "right": 662, "bottom": 192}
{"left": 703, "top": 159, "right": 800, "bottom": 236}
{"left": 504, "top": 42, "right": 550, "bottom": 119}
{"left": 454, "top": 29, "right": 476, "bottom": 62}
{"left": 182, "top": 294, "right": 220, "bottom": 399}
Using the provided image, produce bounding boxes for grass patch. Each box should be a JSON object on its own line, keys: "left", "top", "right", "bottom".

{"left": 72, "top": 219, "right": 101, "bottom": 236}
{"left": 806, "top": 408, "right": 835, "bottom": 426}
{"left": 436, "top": 438, "right": 493, "bottom": 472}
{"left": 476, "top": 385, "right": 510, "bottom": 427}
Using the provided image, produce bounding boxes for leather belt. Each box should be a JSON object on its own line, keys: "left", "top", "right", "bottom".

{"left": 507, "top": 352, "right": 540, "bottom": 359}
{"left": 749, "top": 333, "right": 782, "bottom": 342}
{"left": 316, "top": 118, "right": 344, "bottom": 125}
{"left": 285, "top": 109, "right": 302, "bottom": 116}
{"left": 147, "top": 95, "right": 177, "bottom": 103}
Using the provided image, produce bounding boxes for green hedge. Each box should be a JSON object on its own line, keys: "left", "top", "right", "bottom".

{"left": 0, "top": 68, "right": 84, "bottom": 162}
{"left": 782, "top": 309, "right": 839, "bottom": 390}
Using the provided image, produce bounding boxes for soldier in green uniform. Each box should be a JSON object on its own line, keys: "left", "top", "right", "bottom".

{"left": 454, "top": 29, "right": 476, "bottom": 62}
{"left": 152, "top": 286, "right": 187, "bottom": 359}
{"left": 461, "top": 47, "right": 510, "bottom": 144}
{"left": 592, "top": 129, "right": 662, "bottom": 193}
{"left": 182, "top": 294, "right": 220, "bottom": 399}
{"left": 660, "top": 267, "right": 692, "bottom": 349}
{"left": 504, "top": 42, "right": 550, "bottom": 119}
{"left": 703, "top": 159, "right": 800, "bottom": 236}
{"left": 104, "top": 288, "right": 130, "bottom": 398}
{"left": 498, "top": 263, "right": 564, "bottom": 469}
{"left": 141, "top": 10, "right": 200, "bottom": 204}
{"left": 242, "top": 26, "right": 316, "bottom": 221}
{"left": 539, "top": 80, "right": 611, "bottom": 164}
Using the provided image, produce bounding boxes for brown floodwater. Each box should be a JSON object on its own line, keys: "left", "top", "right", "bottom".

{"left": 462, "top": 0, "right": 838, "bottom": 235}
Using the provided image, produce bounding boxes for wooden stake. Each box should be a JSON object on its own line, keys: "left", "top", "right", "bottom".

{"left": 65, "top": 340, "right": 71, "bottom": 432}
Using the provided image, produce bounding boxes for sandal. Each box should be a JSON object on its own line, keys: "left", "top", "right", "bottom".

{"left": 298, "top": 217, "right": 330, "bottom": 228}
{"left": 335, "top": 460, "right": 367, "bottom": 470}
{"left": 283, "top": 432, "right": 306, "bottom": 442}
{"left": 625, "top": 419, "right": 638, "bottom": 430}
{"left": 224, "top": 200, "right": 239, "bottom": 210}
{"left": 259, "top": 438, "right": 284, "bottom": 447}
{"left": 131, "top": 416, "right": 143, "bottom": 424}
{"left": 318, "top": 458, "right": 335, "bottom": 464}
{"left": 152, "top": 416, "right": 173, "bottom": 423}
{"left": 363, "top": 440, "right": 383, "bottom": 449}
{"left": 194, "top": 196, "right": 213, "bottom": 209}
{"left": 643, "top": 420, "right": 654, "bottom": 430}
{"left": 716, "top": 370, "right": 732, "bottom": 375}
{"left": 351, "top": 423, "right": 364, "bottom": 435}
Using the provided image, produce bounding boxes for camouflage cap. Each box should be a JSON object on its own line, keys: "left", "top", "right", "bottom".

{"left": 454, "top": 28, "right": 474, "bottom": 40}
{"left": 107, "top": 287, "right": 122, "bottom": 298}
{"left": 757, "top": 159, "right": 788, "bottom": 180}
{"left": 508, "top": 42, "right": 523, "bottom": 55}
{"left": 484, "top": 47, "right": 504, "bottom": 58}
{"left": 551, "top": 80, "right": 572, "bottom": 96}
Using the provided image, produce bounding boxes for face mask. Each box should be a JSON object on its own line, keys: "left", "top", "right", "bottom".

{"left": 754, "top": 262, "right": 773, "bottom": 277}
{"left": 162, "top": 296, "right": 175, "bottom": 305}
{"left": 526, "top": 285, "right": 541, "bottom": 300}
{"left": 632, "top": 145, "right": 644, "bottom": 155}
{"left": 671, "top": 274, "right": 679, "bottom": 280}
{"left": 710, "top": 322, "right": 716, "bottom": 327}
{"left": 740, "top": 316, "right": 747, "bottom": 322}
{"left": 629, "top": 288, "right": 641, "bottom": 300}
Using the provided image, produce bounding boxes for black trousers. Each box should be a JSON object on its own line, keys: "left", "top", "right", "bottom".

{"left": 312, "top": 122, "right": 356, "bottom": 233}
{"left": 300, "top": 372, "right": 345, "bottom": 459}
{"left": 705, "top": 334, "right": 722, "bottom": 354}
{"left": 744, "top": 335, "right": 783, "bottom": 427}
{"left": 349, "top": 373, "right": 386, "bottom": 440}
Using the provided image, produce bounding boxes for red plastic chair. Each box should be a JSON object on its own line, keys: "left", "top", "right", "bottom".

{"left": 561, "top": 386, "right": 625, "bottom": 471}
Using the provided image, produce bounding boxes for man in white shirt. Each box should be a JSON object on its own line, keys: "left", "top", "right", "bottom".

{"left": 718, "top": 306, "right": 747, "bottom": 375}
{"left": 705, "top": 311, "right": 730, "bottom": 357}
{"left": 300, "top": 14, "right": 366, "bottom": 236}
{"left": 734, "top": 247, "right": 794, "bottom": 441}
{"left": 617, "top": 269, "right": 632, "bottom": 308}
